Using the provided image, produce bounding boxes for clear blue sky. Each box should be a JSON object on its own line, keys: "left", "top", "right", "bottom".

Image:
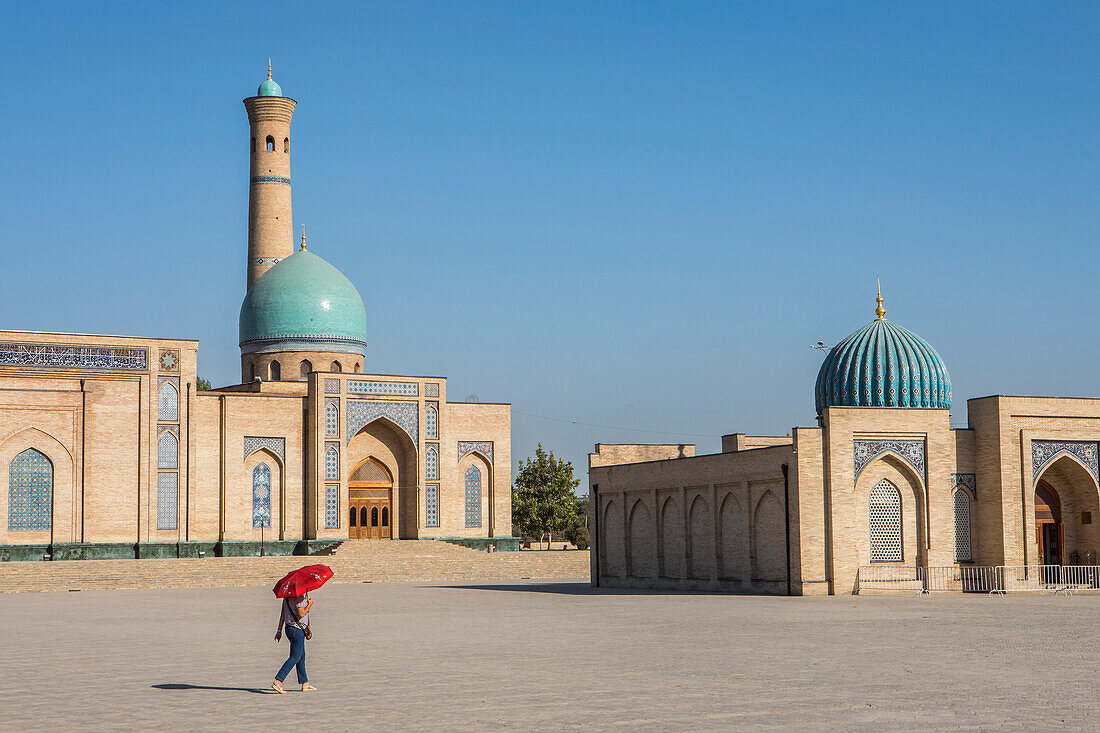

{"left": 3, "top": 2, "right": 1099, "bottom": 485}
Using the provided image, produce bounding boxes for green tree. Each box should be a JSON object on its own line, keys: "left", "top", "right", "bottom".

{"left": 512, "top": 443, "right": 580, "bottom": 549}
{"left": 196, "top": 376, "right": 212, "bottom": 391}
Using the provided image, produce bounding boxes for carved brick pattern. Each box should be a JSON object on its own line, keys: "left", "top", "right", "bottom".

{"left": 324, "top": 378, "right": 341, "bottom": 394}
{"left": 425, "top": 382, "right": 440, "bottom": 398}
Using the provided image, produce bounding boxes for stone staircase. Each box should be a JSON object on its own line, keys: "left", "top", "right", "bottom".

{"left": 0, "top": 540, "right": 590, "bottom": 593}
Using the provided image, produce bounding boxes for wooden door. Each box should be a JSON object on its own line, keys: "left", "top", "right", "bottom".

{"left": 348, "top": 457, "right": 394, "bottom": 540}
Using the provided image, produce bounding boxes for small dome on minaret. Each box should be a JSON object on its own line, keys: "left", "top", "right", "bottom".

{"left": 258, "top": 60, "right": 283, "bottom": 97}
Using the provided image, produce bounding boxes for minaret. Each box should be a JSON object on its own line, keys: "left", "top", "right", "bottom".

{"left": 243, "top": 62, "right": 297, "bottom": 288}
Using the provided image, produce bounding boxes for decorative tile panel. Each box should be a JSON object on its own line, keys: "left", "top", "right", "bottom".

{"left": 244, "top": 436, "right": 285, "bottom": 463}
{"left": 325, "top": 442, "right": 340, "bottom": 481}
{"left": 951, "top": 473, "right": 976, "bottom": 500}
{"left": 157, "top": 472, "right": 178, "bottom": 530}
{"left": 324, "top": 398, "right": 339, "bottom": 437}
{"left": 426, "top": 484, "right": 439, "bottom": 527}
{"left": 425, "top": 444, "right": 439, "bottom": 481}
{"left": 249, "top": 176, "right": 291, "bottom": 185}
{"left": 1032, "top": 440, "right": 1100, "bottom": 484}
{"left": 425, "top": 382, "right": 440, "bottom": 398}
{"left": 458, "top": 441, "right": 494, "bottom": 464}
{"left": 426, "top": 402, "right": 438, "bottom": 439}
{"left": 324, "top": 378, "right": 341, "bottom": 394}
{"left": 345, "top": 400, "right": 419, "bottom": 445}
{"left": 854, "top": 439, "right": 925, "bottom": 482}
{"left": 248, "top": 257, "right": 282, "bottom": 266}
{"left": 8, "top": 448, "right": 52, "bottom": 531}
{"left": 348, "top": 380, "right": 419, "bottom": 397}
{"left": 0, "top": 343, "right": 147, "bottom": 370}
{"left": 325, "top": 484, "right": 339, "bottom": 529}
{"left": 465, "top": 465, "right": 483, "bottom": 528}
{"left": 158, "top": 349, "right": 179, "bottom": 372}
{"left": 252, "top": 463, "right": 271, "bottom": 529}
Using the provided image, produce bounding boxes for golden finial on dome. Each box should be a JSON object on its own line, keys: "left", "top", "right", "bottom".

{"left": 300, "top": 224, "right": 307, "bottom": 251}
{"left": 267, "top": 59, "right": 273, "bottom": 80}
{"left": 875, "top": 278, "right": 886, "bottom": 320}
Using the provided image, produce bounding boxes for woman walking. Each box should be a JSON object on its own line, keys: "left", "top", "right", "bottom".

{"left": 269, "top": 564, "right": 333, "bottom": 694}
{"left": 272, "top": 592, "right": 316, "bottom": 693}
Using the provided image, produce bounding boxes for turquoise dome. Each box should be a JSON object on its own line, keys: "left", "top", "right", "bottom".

{"left": 814, "top": 300, "right": 950, "bottom": 415}
{"left": 239, "top": 249, "right": 367, "bottom": 355}
{"left": 258, "top": 77, "right": 283, "bottom": 97}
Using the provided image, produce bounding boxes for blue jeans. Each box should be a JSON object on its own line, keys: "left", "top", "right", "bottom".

{"left": 275, "top": 624, "right": 308, "bottom": 684}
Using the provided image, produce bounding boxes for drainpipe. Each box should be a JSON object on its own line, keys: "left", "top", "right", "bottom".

{"left": 185, "top": 381, "right": 191, "bottom": 542}
{"left": 80, "top": 379, "right": 86, "bottom": 544}
{"left": 592, "top": 483, "right": 600, "bottom": 587}
{"left": 219, "top": 395, "right": 226, "bottom": 542}
{"left": 782, "top": 463, "right": 791, "bottom": 596}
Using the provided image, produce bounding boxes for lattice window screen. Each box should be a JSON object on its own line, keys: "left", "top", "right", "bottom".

{"left": 426, "top": 446, "right": 438, "bottom": 480}
{"left": 325, "top": 446, "right": 339, "bottom": 481}
{"left": 953, "top": 489, "right": 972, "bottom": 562}
{"left": 158, "top": 383, "right": 179, "bottom": 422}
{"left": 324, "top": 402, "right": 339, "bottom": 437}
{"left": 157, "top": 472, "right": 178, "bottom": 530}
{"left": 426, "top": 404, "right": 438, "bottom": 439}
{"left": 158, "top": 432, "right": 178, "bottom": 469}
{"left": 869, "top": 479, "right": 902, "bottom": 562}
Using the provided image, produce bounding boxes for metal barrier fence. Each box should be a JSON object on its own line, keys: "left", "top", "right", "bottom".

{"left": 858, "top": 564, "right": 1100, "bottom": 594}
{"left": 923, "top": 565, "right": 998, "bottom": 593}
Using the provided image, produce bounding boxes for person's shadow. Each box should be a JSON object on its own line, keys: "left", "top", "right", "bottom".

{"left": 152, "top": 683, "right": 272, "bottom": 694}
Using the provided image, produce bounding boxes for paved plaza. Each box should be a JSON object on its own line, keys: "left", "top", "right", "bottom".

{"left": 7, "top": 582, "right": 1100, "bottom": 730}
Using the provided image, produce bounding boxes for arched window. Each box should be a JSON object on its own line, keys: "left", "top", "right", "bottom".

{"left": 266, "top": 135, "right": 275, "bottom": 151}
{"left": 158, "top": 431, "right": 178, "bottom": 469}
{"left": 252, "top": 463, "right": 272, "bottom": 529}
{"left": 284, "top": 137, "right": 289, "bottom": 153}
{"left": 325, "top": 446, "right": 339, "bottom": 481}
{"left": 158, "top": 382, "right": 179, "bottom": 422}
{"left": 382, "top": 506, "right": 389, "bottom": 527}
{"left": 300, "top": 360, "right": 312, "bottom": 379}
{"left": 868, "top": 479, "right": 902, "bottom": 562}
{"left": 954, "top": 489, "right": 973, "bottom": 563}
{"left": 324, "top": 402, "right": 339, "bottom": 437}
{"left": 331, "top": 361, "right": 342, "bottom": 373}
{"left": 354, "top": 362, "right": 361, "bottom": 373}
{"left": 270, "top": 361, "right": 281, "bottom": 381}
{"left": 8, "top": 448, "right": 52, "bottom": 531}
{"left": 425, "top": 404, "right": 438, "bottom": 439}
{"left": 465, "top": 465, "right": 483, "bottom": 528}
{"left": 360, "top": 506, "right": 369, "bottom": 526}
{"left": 426, "top": 446, "right": 438, "bottom": 481}
{"left": 370, "top": 506, "right": 378, "bottom": 527}
{"left": 248, "top": 362, "right": 256, "bottom": 381}
{"left": 349, "top": 506, "right": 357, "bottom": 527}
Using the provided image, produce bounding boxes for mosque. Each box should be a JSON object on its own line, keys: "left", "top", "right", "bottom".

{"left": 589, "top": 286, "right": 1100, "bottom": 594}
{"left": 0, "top": 68, "right": 512, "bottom": 561}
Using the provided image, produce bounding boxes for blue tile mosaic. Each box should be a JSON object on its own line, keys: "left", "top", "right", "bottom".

{"left": 345, "top": 400, "right": 419, "bottom": 445}
{"left": 465, "top": 465, "right": 482, "bottom": 528}
{"left": 347, "top": 380, "right": 419, "bottom": 397}
{"left": 325, "top": 484, "right": 339, "bottom": 529}
{"left": 425, "top": 382, "right": 440, "bottom": 398}
{"left": 252, "top": 463, "right": 272, "bottom": 529}
{"left": 325, "top": 399, "right": 339, "bottom": 437}
{"left": 158, "top": 382, "right": 179, "bottom": 422}
{"left": 854, "top": 439, "right": 925, "bottom": 482}
{"left": 244, "top": 436, "right": 285, "bottom": 463}
{"left": 325, "top": 443, "right": 340, "bottom": 481}
{"left": 0, "top": 343, "right": 147, "bottom": 371}
{"left": 426, "top": 484, "right": 439, "bottom": 527}
{"left": 1032, "top": 440, "right": 1099, "bottom": 483}
{"left": 249, "top": 176, "right": 291, "bottom": 185}
{"left": 157, "top": 472, "right": 178, "bottom": 530}
{"left": 426, "top": 444, "right": 438, "bottom": 481}
{"left": 324, "top": 378, "right": 341, "bottom": 394}
{"left": 426, "top": 402, "right": 438, "bottom": 439}
{"left": 8, "top": 448, "right": 52, "bottom": 531}
{"left": 458, "top": 441, "right": 493, "bottom": 464}
{"left": 158, "top": 349, "right": 179, "bottom": 372}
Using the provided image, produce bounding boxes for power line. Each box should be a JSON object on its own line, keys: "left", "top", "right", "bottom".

{"left": 512, "top": 409, "right": 722, "bottom": 439}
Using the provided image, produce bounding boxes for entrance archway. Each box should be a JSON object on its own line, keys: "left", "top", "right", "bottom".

{"left": 348, "top": 457, "right": 392, "bottom": 540}
{"left": 1035, "top": 482, "right": 1062, "bottom": 566}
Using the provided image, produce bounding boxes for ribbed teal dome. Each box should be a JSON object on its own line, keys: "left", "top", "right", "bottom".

{"left": 239, "top": 249, "right": 367, "bottom": 355}
{"left": 258, "top": 77, "right": 283, "bottom": 97}
{"left": 815, "top": 310, "right": 951, "bottom": 416}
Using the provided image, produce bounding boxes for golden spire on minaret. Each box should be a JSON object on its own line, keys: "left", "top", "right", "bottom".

{"left": 300, "top": 224, "right": 307, "bottom": 251}
{"left": 268, "top": 59, "right": 273, "bottom": 80}
{"left": 875, "top": 278, "right": 886, "bottom": 320}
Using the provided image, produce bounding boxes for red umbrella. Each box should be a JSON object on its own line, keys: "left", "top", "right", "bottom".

{"left": 273, "top": 564, "right": 334, "bottom": 598}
